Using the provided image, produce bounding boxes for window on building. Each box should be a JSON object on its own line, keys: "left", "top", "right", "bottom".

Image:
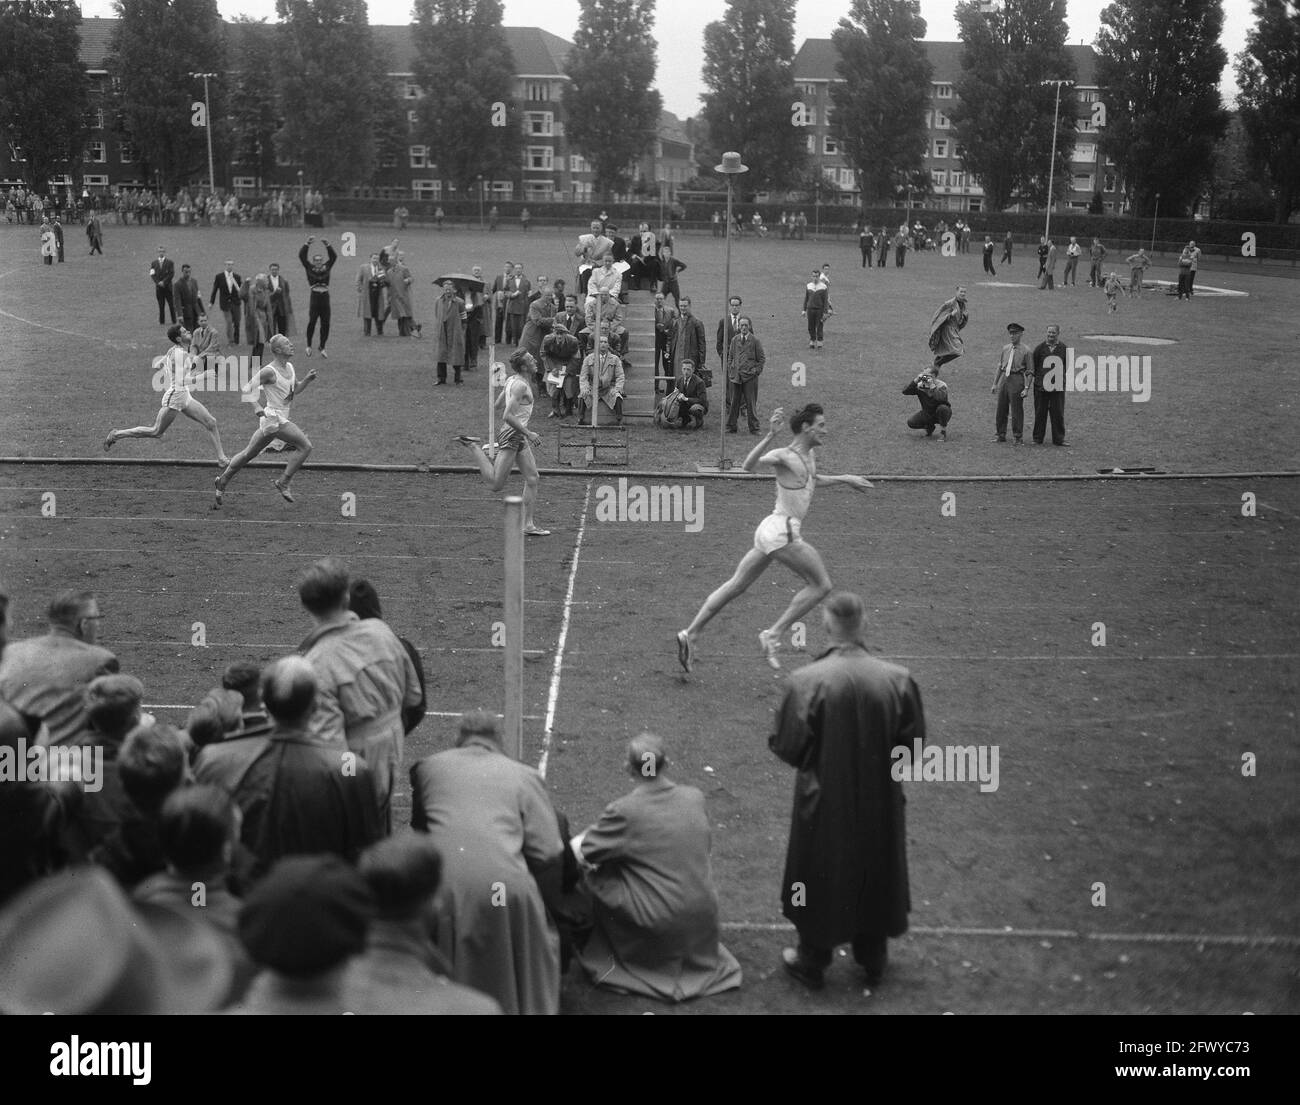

{"left": 526, "top": 111, "right": 554, "bottom": 137}
{"left": 823, "top": 134, "right": 839, "bottom": 155}
{"left": 85, "top": 140, "right": 106, "bottom": 164}
{"left": 570, "top": 153, "right": 591, "bottom": 173}
{"left": 839, "top": 168, "right": 855, "bottom": 189}
{"left": 83, "top": 107, "right": 105, "bottom": 130}
{"left": 412, "top": 179, "right": 441, "bottom": 199}
{"left": 572, "top": 181, "right": 593, "bottom": 201}
{"left": 119, "top": 141, "right": 135, "bottom": 163}
{"left": 490, "top": 180, "right": 513, "bottom": 197}
{"left": 935, "top": 84, "right": 953, "bottom": 99}
{"left": 805, "top": 134, "right": 815, "bottom": 154}
{"left": 968, "top": 198, "right": 982, "bottom": 212}
{"left": 410, "top": 145, "right": 429, "bottom": 169}
{"left": 526, "top": 81, "right": 550, "bottom": 102}
{"left": 1077, "top": 88, "right": 1099, "bottom": 103}
{"left": 1072, "top": 173, "right": 1094, "bottom": 192}
{"left": 381, "top": 152, "right": 399, "bottom": 168}
{"left": 524, "top": 180, "right": 554, "bottom": 201}
{"left": 407, "top": 110, "right": 418, "bottom": 126}
{"left": 1074, "top": 143, "right": 1096, "bottom": 162}
{"left": 797, "top": 83, "right": 816, "bottom": 98}
{"left": 933, "top": 138, "right": 948, "bottom": 158}
{"left": 83, "top": 173, "right": 108, "bottom": 188}
{"left": 1104, "top": 172, "right": 1117, "bottom": 193}
{"left": 932, "top": 169, "right": 947, "bottom": 188}
{"left": 525, "top": 145, "right": 553, "bottom": 171}
{"left": 404, "top": 80, "right": 420, "bottom": 99}
{"left": 934, "top": 109, "right": 951, "bottom": 129}
{"left": 950, "top": 171, "right": 964, "bottom": 189}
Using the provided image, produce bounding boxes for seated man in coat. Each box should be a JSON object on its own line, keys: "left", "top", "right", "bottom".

{"left": 572, "top": 733, "right": 741, "bottom": 1002}
{"left": 577, "top": 334, "right": 626, "bottom": 426}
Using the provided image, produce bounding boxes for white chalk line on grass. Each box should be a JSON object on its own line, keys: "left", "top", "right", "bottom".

{"left": 718, "top": 922, "right": 1300, "bottom": 950}
{"left": 0, "top": 303, "right": 145, "bottom": 350}
{"left": 555, "top": 649, "right": 1299, "bottom": 663}
{"left": 144, "top": 703, "right": 545, "bottom": 720}
{"left": 537, "top": 479, "right": 592, "bottom": 781}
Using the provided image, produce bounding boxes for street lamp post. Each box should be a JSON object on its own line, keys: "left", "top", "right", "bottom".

{"left": 477, "top": 175, "right": 484, "bottom": 230}
{"left": 190, "top": 72, "right": 218, "bottom": 196}
{"left": 697, "top": 151, "right": 749, "bottom": 475}
{"left": 1040, "top": 79, "right": 1074, "bottom": 243}
{"left": 1150, "top": 191, "right": 1160, "bottom": 253}
{"left": 297, "top": 170, "right": 304, "bottom": 227}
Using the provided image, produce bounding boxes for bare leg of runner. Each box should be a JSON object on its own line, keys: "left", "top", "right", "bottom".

{"left": 180, "top": 398, "right": 229, "bottom": 466}
{"left": 761, "top": 541, "right": 833, "bottom": 666}
{"left": 677, "top": 548, "right": 772, "bottom": 671}
{"left": 269, "top": 421, "right": 312, "bottom": 500}
{"left": 104, "top": 407, "right": 177, "bottom": 449}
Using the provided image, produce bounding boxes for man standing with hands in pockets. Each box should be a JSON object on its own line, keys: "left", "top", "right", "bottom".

{"left": 991, "top": 322, "right": 1031, "bottom": 445}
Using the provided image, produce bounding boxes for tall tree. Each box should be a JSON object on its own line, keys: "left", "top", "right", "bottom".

{"left": 1095, "top": 0, "right": 1228, "bottom": 218}
{"left": 948, "top": 0, "right": 1076, "bottom": 212}
{"left": 0, "top": 1, "right": 88, "bottom": 192}
{"left": 1235, "top": 0, "right": 1300, "bottom": 223}
{"left": 410, "top": 0, "right": 519, "bottom": 193}
{"left": 830, "top": 0, "right": 932, "bottom": 204}
{"left": 368, "top": 51, "right": 410, "bottom": 186}
{"left": 564, "top": 0, "right": 662, "bottom": 199}
{"left": 699, "top": 0, "right": 805, "bottom": 195}
{"left": 107, "top": 0, "right": 226, "bottom": 189}
{"left": 226, "top": 18, "right": 280, "bottom": 187}
{"left": 274, "top": 0, "right": 379, "bottom": 191}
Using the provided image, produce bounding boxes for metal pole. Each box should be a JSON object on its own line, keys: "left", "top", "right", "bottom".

{"left": 592, "top": 293, "right": 604, "bottom": 432}
{"left": 1150, "top": 192, "right": 1160, "bottom": 252}
{"left": 503, "top": 495, "right": 524, "bottom": 760}
{"left": 1043, "top": 80, "right": 1063, "bottom": 242}
{"left": 203, "top": 74, "right": 216, "bottom": 196}
{"left": 719, "top": 174, "right": 733, "bottom": 468}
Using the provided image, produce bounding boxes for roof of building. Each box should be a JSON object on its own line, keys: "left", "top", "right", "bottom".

{"left": 794, "top": 37, "right": 1097, "bottom": 87}
{"left": 77, "top": 17, "right": 573, "bottom": 78}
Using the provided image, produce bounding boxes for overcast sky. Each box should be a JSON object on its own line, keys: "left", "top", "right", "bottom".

{"left": 81, "top": 0, "right": 1251, "bottom": 119}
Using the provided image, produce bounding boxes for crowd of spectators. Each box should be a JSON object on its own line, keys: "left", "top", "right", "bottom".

{"left": 4, "top": 184, "right": 326, "bottom": 228}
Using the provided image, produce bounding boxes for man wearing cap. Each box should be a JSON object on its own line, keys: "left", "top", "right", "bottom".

{"left": 173, "top": 263, "right": 201, "bottom": 330}
{"left": 1031, "top": 323, "right": 1068, "bottom": 446}
{"left": 150, "top": 246, "right": 176, "bottom": 325}
{"left": 991, "top": 322, "right": 1031, "bottom": 445}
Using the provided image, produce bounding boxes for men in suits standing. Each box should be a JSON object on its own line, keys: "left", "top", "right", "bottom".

{"left": 490, "top": 261, "right": 514, "bottom": 345}
{"left": 210, "top": 260, "right": 243, "bottom": 345}
{"left": 357, "top": 253, "right": 388, "bottom": 336}
{"left": 52, "top": 217, "right": 64, "bottom": 263}
{"left": 173, "top": 263, "right": 201, "bottom": 330}
{"left": 668, "top": 297, "right": 707, "bottom": 384}
{"left": 267, "top": 262, "right": 294, "bottom": 337}
{"left": 503, "top": 264, "right": 530, "bottom": 347}
{"left": 652, "top": 292, "right": 678, "bottom": 394}
{"left": 725, "top": 316, "right": 764, "bottom": 435}
{"left": 716, "top": 296, "right": 742, "bottom": 368}
{"left": 150, "top": 246, "right": 176, "bottom": 325}
{"left": 1031, "top": 323, "right": 1067, "bottom": 447}
{"left": 991, "top": 321, "right": 1032, "bottom": 445}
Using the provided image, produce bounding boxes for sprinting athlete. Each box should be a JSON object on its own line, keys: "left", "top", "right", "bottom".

{"left": 676, "top": 403, "right": 873, "bottom": 671}
{"left": 104, "top": 324, "right": 229, "bottom": 466}
{"left": 455, "top": 348, "right": 550, "bottom": 536}
{"left": 213, "top": 334, "right": 316, "bottom": 508}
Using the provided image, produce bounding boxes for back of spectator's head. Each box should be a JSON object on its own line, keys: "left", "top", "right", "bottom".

{"left": 359, "top": 832, "right": 443, "bottom": 921}
{"left": 47, "top": 589, "right": 97, "bottom": 633}
{"left": 239, "top": 855, "right": 374, "bottom": 978}
{"left": 221, "top": 662, "right": 262, "bottom": 710}
{"left": 297, "top": 558, "right": 350, "bottom": 617}
{"left": 456, "top": 709, "right": 500, "bottom": 748}
{"left": 187, "top": 688, "right": 244, "bottom": 748}
{"left": 119, "top": 723, "right": 190, "bottom": 816}
{"left": 84, "top": 674, "right": 145, "bottom": 742}
{"left": 348, "top": 578, "right": 382, "bottom": 620}
{"left": 158, "top": 784, "right": 236, "bottom": 876}
{"left": 261, "top": 656, "right": 317, "bottom": 726}
{"left": 824, "top": 591, "right": 866, "bottom": 640}
{"left": 627, "top": 732, "right": 667, "bottom": 779}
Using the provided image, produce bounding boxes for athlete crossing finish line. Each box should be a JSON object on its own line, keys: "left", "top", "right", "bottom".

{"left": 677, "top": 403, "right": 873, "bottom": 671}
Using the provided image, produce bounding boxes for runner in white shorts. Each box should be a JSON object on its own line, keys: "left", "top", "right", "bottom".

{"left": 104, "top": 324, "right": 229, "bottom": 466}
{"left": 455, "top": 348, "right": 551, "bottom": 536}
{"left": 213, "top": 334, "right": 317, "bottom": 507}
{"left": 677, "top": 403, "right": 873, "bottom": 671}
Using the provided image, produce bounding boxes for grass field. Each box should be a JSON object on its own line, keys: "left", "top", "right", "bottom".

{"left": 1, "top": 221, "right": 1296, "bottom": 1015}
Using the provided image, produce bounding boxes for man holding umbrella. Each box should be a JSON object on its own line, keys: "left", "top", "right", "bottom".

{"left": 431, "top": 275, "right": 471, "bottom": 385}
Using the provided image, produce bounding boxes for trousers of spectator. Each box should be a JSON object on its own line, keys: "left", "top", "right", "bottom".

{"left": 797, "top": 931, "right": 887, "bottom": 976}
{"left": 365, "top": 286, "right": 386, "bottom": 335}
{"left": 504, "top": 311, "right": 524, "bottom": 346}
{"left": 1062, "top": 256, "right": 1078, "bottom": 285}
{"left": 220, "top": 305, "right": 241, "bottom": 344}
{"left": 1001, "top": 243, "right": 1013, "bottom": 264}
{"left": 180, "top": 305, "right": 198, "bottom": 330}
{"left": 306, "top": 290, "right": 330, "bottom": 350}
{"left": 726, "top": 377, "right": 760, "bottom": 432}
{"left": 156, "top": 285, "right": 175, "bottom": 325}
{"left": 1032, "top": 387, "right": 1066, "bottom": 445}
{"left": 437, "top": 360, "right": 462, "bottom": 384}
{"left": 907, "top": 404, "right": 951, "bottom": 434}
{"left": 89, "top": 237, "right": 102, "bottom": 255}
{"left": 878, "top": 244, "right": 888, "bottom": 267}
{"left": 492, "top": 301, "right": 506, "bottom": 343}
{"left": 1188, "top": 269, "right": 1197, "bottom": 295}
{"left": 655, "top": 333, "right": 672, "bottom": 392}
{"left": 579, "top": 393, "right": 623, "bottom": 423}
{"left": 996, "top": 373, "right": 1027, "bottom": 441}
{"left": 806, "top": 307, "right": 825, "bottom": 343}
{"left": 895, "top": 246, "right": 905, "bottom": 267}
{"left": 1130, "top": 269, "right": 1144, "bottom": 296}
{"left": 552, "top": 374, "right": 578, "bottom": 416}
{"left": 464, "top": 314, "right": 482, "bottom": 368}
{"left": 354, "top": 729, "right": 400, "bottom": 836}
{"left": 1089, "top": 260, "right": 1104, "bottom": 287}
{"left": 272, "top": 308, "right": 287, "bottom": 336}
{"left": 1176, "top": 268, "right": 1192, "bottom": 298}
{"left": 861, "top": 245, "right": 872, "bottom": 268}
{"left": 1038, "top": 270, "right": 1055, "bottom": 290}
{"left": 983, "top": 253, "right": 996, "bottom": 276}
{"left": 675, "top": 403, "right": 706, "bottom": 429}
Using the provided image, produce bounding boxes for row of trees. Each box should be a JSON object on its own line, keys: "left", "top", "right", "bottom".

{"left": 1, "top": 0, "right": 1295, "bottom": 218}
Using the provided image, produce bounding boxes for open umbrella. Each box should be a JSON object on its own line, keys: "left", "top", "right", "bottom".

{"left": 434, "top": 272, "right": 485, "bottom": 293}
